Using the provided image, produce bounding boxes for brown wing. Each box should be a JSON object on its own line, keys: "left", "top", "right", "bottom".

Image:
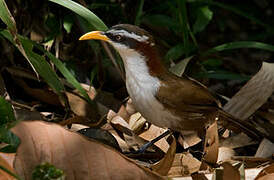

{"left": 156, "top": 73, "right": 221, "bottom": 130}
{"left": 157, "top": 73, "right": 221, "bottom": 110}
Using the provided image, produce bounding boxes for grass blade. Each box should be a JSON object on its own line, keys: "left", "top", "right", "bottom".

{"left": 0, "top": 97, "right": 20, "bottom": 153}
{"left": 0, "top": 97, "right": 15, "bottom": 127}
{"left": 49, "top": 0, "right": 108, "bottom": 31}
{"left": 19, "top": 37, "right": 66, "bottom": 96}
{"left": 204, "top": 41, "right": 274, "bottom": 56}
{"left": 0, "top": 0, "right": 16, "bottom": 32}
{"left": 0, "top": 30, "right": 67, "bottom": 103}
{"left": 190, "top": 0, "right": 271, "bottom": 30}
{"left": 135, "top": 0, "right": 144, "bottom": 26}
{"left": 196, "top": 70, "right": 250, "bottom": 81}
{"left": 42, "top": 48, "right": 94, "bottom": 104}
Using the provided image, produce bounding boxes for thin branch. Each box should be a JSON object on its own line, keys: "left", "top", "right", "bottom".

{"left": 100, "top": 41, "right": 125, "bottom": 81}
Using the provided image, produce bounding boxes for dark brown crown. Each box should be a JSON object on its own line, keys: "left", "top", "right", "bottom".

{"left": 106, "top": 24, "right": 166, "bottom": 76}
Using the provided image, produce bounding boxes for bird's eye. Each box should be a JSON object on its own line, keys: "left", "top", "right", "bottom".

{"left": 115, "top": 35, "right": 122, "bottom": 41}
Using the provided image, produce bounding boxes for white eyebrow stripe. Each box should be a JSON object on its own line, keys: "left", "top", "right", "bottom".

{"left": 108, "top": 29, "right": 149, "bottom": 42}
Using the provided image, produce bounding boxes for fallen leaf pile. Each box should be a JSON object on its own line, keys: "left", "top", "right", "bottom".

{"left": 1, "top": 62, "right": 274, "bottom": 179}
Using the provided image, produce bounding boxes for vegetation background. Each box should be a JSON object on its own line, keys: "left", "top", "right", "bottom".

{"left": 0, "top": 0, "right": 274, "bottom": 179}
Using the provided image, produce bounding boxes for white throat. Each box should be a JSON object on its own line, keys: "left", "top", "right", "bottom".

{"left": 111, "top": 42, "right": 181, "bottom": 129}
{"left": 113, "top": 44, "right": 161, "bottom": 96}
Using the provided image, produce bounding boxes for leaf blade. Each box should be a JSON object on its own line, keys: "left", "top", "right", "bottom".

{"left": 204, "top": 41, "right": 274, "bottom": 56}
{"left": 49, "top": 0, "right": 108, "bottom": 31}
{"left": 0, "top": 0, "right": 16, "bottom": 31}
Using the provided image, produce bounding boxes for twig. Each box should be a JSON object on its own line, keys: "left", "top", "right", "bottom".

{"left": 100, "top": 41, "right": 125, "bottom": 81}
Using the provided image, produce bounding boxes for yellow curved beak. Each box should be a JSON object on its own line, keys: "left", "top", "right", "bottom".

{"left": 79, "top": 31, "right": 109, "bottom": 41}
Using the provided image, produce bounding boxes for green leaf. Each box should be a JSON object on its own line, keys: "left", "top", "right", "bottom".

{"left": 32, "top": 162, "right": 65, "bottom": 180}
{"left": 177, "top": 0, "right": 197, "bottom": 54}
{"left": 45, "top": 13, "right": 60, "bottom": 37}
{"left": 201, "top": 58, "right": 223, "bottom": 67}
{"left": 165, "top": 43, "right": 185, "bottom": 61}
{"left": 1, "top": 29, "right": 94, "bottom": 106}
{"left": 204, "top": 41, "right": 274, "bottom": 56}
{"left": 0, "top": 97, "right": 20, "bottom": 153}
{"left": 0, "top": 128, "right": 20, "bottom": 153}
{"left": 193, "top": 6, "right": 213, "bottom": 34}
{"left": 49, "top": 0, "right": 108, "bottom": 31}
{"left": 0, "top": 0, "right": 16, "bottom": 32}
{"left": 135, "top": 0, "right": 144, "bottom": 26}
{"left": 42, "top": 48, "right": 94, "bottom": 105}
{"left": 196, "top": 70, "right": 250, "bottom": 80}
{"left": 3, "top": 29, "right": 94, "bottom": 105}
{"left": 0, "top": 97, "right": 16, "bottom": 127}
{"left": 0, "top": 30, "right": 67, "bottom": 102}
{"left": 188, "top": 0, "right": 272, "bottom": 30}
{"left": 19, "top": 37, "right": 66, "bottom": 96}
{"left": 63, "top": 15, "right": 74, "bottom": 33}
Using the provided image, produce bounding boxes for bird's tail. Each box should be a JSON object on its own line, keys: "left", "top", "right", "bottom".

{"left": 218, "top": 110, "right": 264, "bottom": 140}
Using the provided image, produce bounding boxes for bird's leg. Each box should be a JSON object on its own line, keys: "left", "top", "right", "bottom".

{"left": 137, "top": 129, "right": 172, "bottom": 154}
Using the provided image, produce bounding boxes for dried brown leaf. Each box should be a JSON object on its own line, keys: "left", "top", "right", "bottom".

{"left": 139, "top": 125, "right": 169, "bottom": 153}
{"left": 217, "top": 147, "right": 235, "bottom": 163}
{"left": 191, "top": 173, "right": 208, "bottom": 180}
{"left": 11, "top": 121, "right": 165, "bottom": 180}
{"left": 65, "top": 92, "right": 104, "bottom": 124}
{"left": 168, "top": 152, "right": 201, "bottom": 177}
{"left": 220, "top": 133, "right": 255, "bottom": 149}
{"left": 0, "top": 153, "right": 16, "bottom": 180}
{"left": 203, "top": 121, "right": 219, "bottom": 164}
{"left": 116, "top": 99, "right": 137, "bottom": 123}
{"left": 167, "top": 154, "right": 184, "bottom": 177}
{"left": 224, "top": 62, "right": 274, "bottom": 120}
{"left": 255, "top": 138, "right": 274, "bottom": 158}
{"left": 232, "top": 157, "right": 273, "bottom": 168}
{"left": 257, "top": 173, "right": 274, "bottom": 180}
{"left": 108, "top": 111, "right": 164, "bottom": 153}
{"left": 59, "top": 116, "right": 104, "bottom": 127}
{"left": 15, "top": 78, "right": 61, "bottom": 106}
{"left": 255, "top": 164, "right": 274, "bottom": 180}
{"left": 221, "top": 162, "right": 240, "bottom": 180}
{"left": 128, "top": 112, "right": 147, "bottom": 134}
{"left": 178, "top": 131, "right": 201, "bottom": 149}
{"left": 151, "top": 136, "right": 176, "bottom": 175}
{"left": 181, "top": 152, "right": 201, "bottom": 175}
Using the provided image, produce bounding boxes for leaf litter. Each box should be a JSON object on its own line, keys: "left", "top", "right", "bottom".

{"left": 1, "top": 62, "right": 274, "bottom": 179}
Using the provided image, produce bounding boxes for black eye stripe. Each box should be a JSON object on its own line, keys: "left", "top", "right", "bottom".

{"left": 105, "top": 33, "right": 123, "bottom": 42}
{"left": 105, "top": 32, "right": 139, "bottom": 49}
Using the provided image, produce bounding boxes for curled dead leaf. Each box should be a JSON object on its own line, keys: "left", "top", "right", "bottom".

{"left": 255, "top": 164, "right": 274, "bottom": 180}
{"left": 151, "top": 136, "right": 176, "bottom": 176}
{"left": 203, "top": 121, "right": 219, "bottom": 165}
{"left": 11, "top": 121, "right": 165, "bottom": 180}
{"left": 224, "top": 62, "right": 274, "bottom": 120}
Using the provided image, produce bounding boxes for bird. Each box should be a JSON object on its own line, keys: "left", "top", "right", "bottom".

{"left": 79, "top": 24, "right": 262, "bottom": 143}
